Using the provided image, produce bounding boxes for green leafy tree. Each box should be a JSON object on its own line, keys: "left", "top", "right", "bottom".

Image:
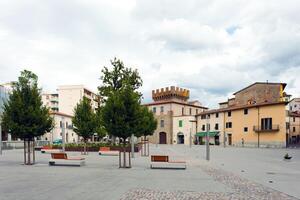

{"left": 72, "top": 97, "right": 96, "bottom": 154}
{"left": 1, "top": 70, "right": 53, "bottom": 165}
{"left": 98, "top": 57, "right": 142, "bottom": 103}
{"left": 95, "top": 105, "right": 107, "bottom": 140}
{"left": 138, "top": 106, "right": 157, "bottom": 139}
{"left": 102, "top": 85, "right": 141, "bottom": 167}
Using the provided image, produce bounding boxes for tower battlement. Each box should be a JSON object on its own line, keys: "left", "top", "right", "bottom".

{"left": 152, "top": 86, "right": 190, "bottom": 102}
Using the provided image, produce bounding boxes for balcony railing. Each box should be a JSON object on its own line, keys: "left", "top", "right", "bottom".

{"left": 253, "top": 125, "right": 280, "bottom": 132}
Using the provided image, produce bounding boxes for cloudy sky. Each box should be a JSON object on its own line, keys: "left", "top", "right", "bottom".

{"left": 0, "top": 0, "right": 299, "bottom": 108}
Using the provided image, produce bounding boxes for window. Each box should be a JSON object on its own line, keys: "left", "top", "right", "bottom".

{"left": 244, "top": 109, "right": 248, "bottom": 115}
{"left": 179, "top": 120, "right": 183, "bottom": 127}
{"left": 293, "top": 127, "right": 296, "bottom": 132}
{"left": 196, "top": 109, "right": 198, "bottom": 114}
{"left": 216, "top": 113, "right": 219, "bottom": 118}
{"left": 293, "top": 117, "right": 296, "bottom": 122}
{"left": 226, "top": 122, "right": 232, "bottom": 128}
{"left": 228, "top": 111, "right": 231, "bottom": 117}
{"left": 261, "top": 118, "right": 272, "bottom": 130}
{"left": 201, "top": 115, "right": 206, "bottom": 119}
{"left": 215, "top": 123, "right": 219, "bottom": 130}
{"left": 207, "top": 114, "right": 210, "bottom": 119}
{"left": 189, "top": 108, "right": 192, "bottom": 115}
{"left": 60, "top": 121, "right": 63, "bottom": 128}
{"left": 66, "top": 122, "right": 68, "bottom": 128}
{"left": 60, "top": 132, "right": 62, "bottom": 136}
{"left": 244, "top": 127, "right": 248, "bottom": 132}
{"left": 202, "top": 125, "right": 205, "bottom": 131}
{"left": 182, "top": 107, "right": 184, "bottom": 115}
{"left": 160, "top": 106, "right": 164, "bottom": 113}
{"left": 207, "top": 124, "right": 210, "bottom": 131}
{"left": 153, "top": 107, "right": 156, "bottom": 113}
{"left": 160, "top": 120, "right": 164, "bottom": 128}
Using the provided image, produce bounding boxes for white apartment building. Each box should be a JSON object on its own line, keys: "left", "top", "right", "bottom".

{"left": 42, "top": 93, "right": 59, "bottom": 112}
{"left": 58, "top": 85, "right": 99, "bottom": 116}
{"left": 41, "top": 112, "right": 78, "bottom": 143}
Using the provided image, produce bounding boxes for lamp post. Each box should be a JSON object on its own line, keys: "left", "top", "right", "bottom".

{"left": 189, "top": 120, "right": 197, "bottom": 148}
{"left": 206, "top": 117, "right": 210, "bottom": 161}
{"left": 131, "top": 134, "right": 135, "bottom": 158}
{"left": 62, "top": 117, "right": 65, "bottom": 152}
{"left": 0, "top": 116, "right": 2, "bottom": 155}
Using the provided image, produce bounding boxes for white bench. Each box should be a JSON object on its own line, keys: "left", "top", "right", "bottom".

{"left": 41, "top": 148, "right": 63, "bottom": 154}
{"left": 150, "top": 155, "right": 186, "bottom": 170}
{"left": 49, "top": 153, "right": 85, "bottom": 166}
{"left": 98, "top": 147, "right": 119, "bottom": 156}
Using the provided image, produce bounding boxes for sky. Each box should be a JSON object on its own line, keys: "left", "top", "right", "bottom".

{"left": 0, "top": 0, "right": 299, "bottom": 108}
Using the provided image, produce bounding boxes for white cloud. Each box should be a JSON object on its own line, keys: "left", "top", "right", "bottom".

{"left": 0, "top": 0, "right": 299, "bottom": 108}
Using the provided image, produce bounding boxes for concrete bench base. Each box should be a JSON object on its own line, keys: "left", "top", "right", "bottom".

{"left": 49, "top": 159, "right": 85, "bottom": 166}
{"left": 150, "top": 162, "right": 186, "bottom": 169}
{"left": 99, "top": 151, "right": 119, "bottom": 156}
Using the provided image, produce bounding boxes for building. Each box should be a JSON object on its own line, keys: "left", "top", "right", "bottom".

{"left": 57, "top": 85, "right": 99, "bottom": 116}
{"left": 289, "top": 98, "right": 300, "bottom": 113}
{"left": 287, "top": 111, "right": 300, "bottom": 146}
{"left": 40, "top": 112, "right": 78, "bottom": 143}
{"left": 0, "top": 83, "right": 13, "bottom": 141}
{"left": 196, "top": 82, "right": 290, "bottom": 148}
{"left": 144, "top": 86, "right": 207, "bottom": 145}
{"left": 42, "top": 93, "right": 59, "bottom": 112}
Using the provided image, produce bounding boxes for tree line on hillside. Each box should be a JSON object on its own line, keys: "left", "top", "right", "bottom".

{"left": 1, "top": 58, "right": 157, "bottom": 166}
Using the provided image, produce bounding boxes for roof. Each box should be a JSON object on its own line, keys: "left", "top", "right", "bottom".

{"left": 196, "top": 101, "right": 287, "bottom": 116}
{"left": 49, "top": 111, "right": 73, "bottom": 118}
{"left": 289, "top": 112, "right": 300, "bottom": 117}
{"left": 143, "top": 100, "right": 208, "bottom": 109}
{"left": 233, "top": 82, "right": 287, "bottom": 95}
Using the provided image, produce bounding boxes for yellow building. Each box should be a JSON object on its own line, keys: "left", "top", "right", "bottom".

{"left": 197, "top": 82, "right": 290, "bottom": 148}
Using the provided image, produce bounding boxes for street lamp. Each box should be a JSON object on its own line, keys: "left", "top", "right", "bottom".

{"left": 61, "top": 117, "right": 65, "bottom": 152}
{"left": 189, "top": 120, "right": 197, "bottom": 148}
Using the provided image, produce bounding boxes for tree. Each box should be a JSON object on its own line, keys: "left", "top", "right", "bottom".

{"left": 136, "top": 106, "right": 157, "bottom": 156}
{"left": 94, "top": 105, "right": 107, "bottom": 140}
{"left": 1, "top": 70, "right": 53, "bottom": 165}
{"left": 72, "top": 97, "right": 96, "bottom": 155}
{"left": 98, "top": 57, "right": 142, "bottom": 103}
{"left": 102, "top": 85, "right": 141, "bottom": 168}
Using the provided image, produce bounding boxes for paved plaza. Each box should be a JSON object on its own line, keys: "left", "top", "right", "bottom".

{"left": 0, "top": 145, "right": 299, "bottom": 200}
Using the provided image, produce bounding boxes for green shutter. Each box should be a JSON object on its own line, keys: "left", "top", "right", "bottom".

{"left": 179, "top": 120, "right": 183, "bottom": 127}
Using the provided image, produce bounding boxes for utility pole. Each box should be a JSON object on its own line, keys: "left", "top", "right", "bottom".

{"left": 189, "top": 128, "right": 192, "bottom": 148}
{"left": 206, "top": 122, "right": 210, "bottom": 161}
{"left": 131, "top": 134, "right": 135, "bottom": 158}
{"left": 62, "top": 117, "right": 65, "bottom": 152}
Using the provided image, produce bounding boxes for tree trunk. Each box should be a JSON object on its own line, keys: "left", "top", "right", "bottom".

{"left": 23, "top": 140, "right": 26, "bottom": 165}
{"left": 33, "top": 140, "right": 35, "bottom": 164}
{"left": 123, "top": 141, "right": 126, "bottom": 168}
{"left": 27, "top": 140, "right": 31, "bottom": 165}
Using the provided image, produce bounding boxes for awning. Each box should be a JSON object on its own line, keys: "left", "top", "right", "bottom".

{"left": 196, "top": 131, "right": 219, "bottom": 137}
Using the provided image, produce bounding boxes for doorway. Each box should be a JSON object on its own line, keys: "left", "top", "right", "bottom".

{"left": 228, "top": 134, "right": 232, "bottom": 145}
{"left": 159, "top": 132, "right": 167, "bottom": 144}
{"left": 177, "top": 132, "right": 184, "bottom": 144}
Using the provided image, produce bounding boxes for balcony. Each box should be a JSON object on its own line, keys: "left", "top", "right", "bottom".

{"left": 253, "top": 125, "right": 280, "bottom": 133}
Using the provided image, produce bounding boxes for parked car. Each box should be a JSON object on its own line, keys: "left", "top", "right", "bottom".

{"left": 52, "top": 139, "right": 62, "bottom": 145}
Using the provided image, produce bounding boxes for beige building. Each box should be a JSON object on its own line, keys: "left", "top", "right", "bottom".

{"left": 144, "top": 86, "right": 207, "bottom": 145}
{"left": 41, "top": 112, "right": 78, "bottom": 143}
{"left": 197, "top": 82, "right": 290, "bottom": 148}
{"left": 58, "top": 85, "right": 99, "bottom": 116}
{"left": 289, "top": 98, "right": 300, "bottom": 113}
{"left": 42, "top": 93, "right": 59, "bottom": 112}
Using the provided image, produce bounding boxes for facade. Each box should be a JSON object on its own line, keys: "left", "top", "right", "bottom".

{"left": 0, "top": 83, "right": 12, "bottom": 141}
{"left": 197, "top": 82, "right": 290, "bottom": 148}
{"left": 57, "top": 85, "right": 99, "bottom": 116}
{"left": 42, "top": 93, "right": 59, "bottom": 112}
{"left": 144, "top": 86, "right": 207, "bottom": 145}
{"left": 289, "top": 98, "right": 300, "bottom": 113}
{"left": 41, "top": 112, "right": 78, "bottom": 143}
{"left": 287, "top": 112, "right": 300, "bottom": 146}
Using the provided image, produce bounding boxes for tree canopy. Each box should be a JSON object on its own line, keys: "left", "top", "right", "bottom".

{"left": 1, "top": 70, "right": 53, "bottom": 140}
{"left": 136, "top": 106, "right": 157, "bottom": 138}
{"left": 98, "top": 57, "right": 142, "bottom": 103}
{"left": 102, "top": 85, "right": 141, "bottom": 141}
{"left": 72, "top": 97, "right": 96, "bottom": 142}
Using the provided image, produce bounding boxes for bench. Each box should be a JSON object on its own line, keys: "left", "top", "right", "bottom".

{"left": 98, "top": 147, "right": 119, "bottom": 156}
{"left": 150, "top": 155, "right": 186, "bottom": 169}
{"left": 41, "top": 146, "right": 63, "bottom": 154}
{"left": 49, "top": 153, "right": 85, "bottom": 166}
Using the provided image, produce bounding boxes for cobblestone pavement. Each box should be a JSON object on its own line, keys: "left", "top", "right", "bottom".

{"left": 120, "top": 165, "right": 299, "bottom": 200}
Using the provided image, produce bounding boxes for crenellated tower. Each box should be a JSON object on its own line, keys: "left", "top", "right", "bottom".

{"left": 152, "top": 86, "right": 190, "bottom": 102}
